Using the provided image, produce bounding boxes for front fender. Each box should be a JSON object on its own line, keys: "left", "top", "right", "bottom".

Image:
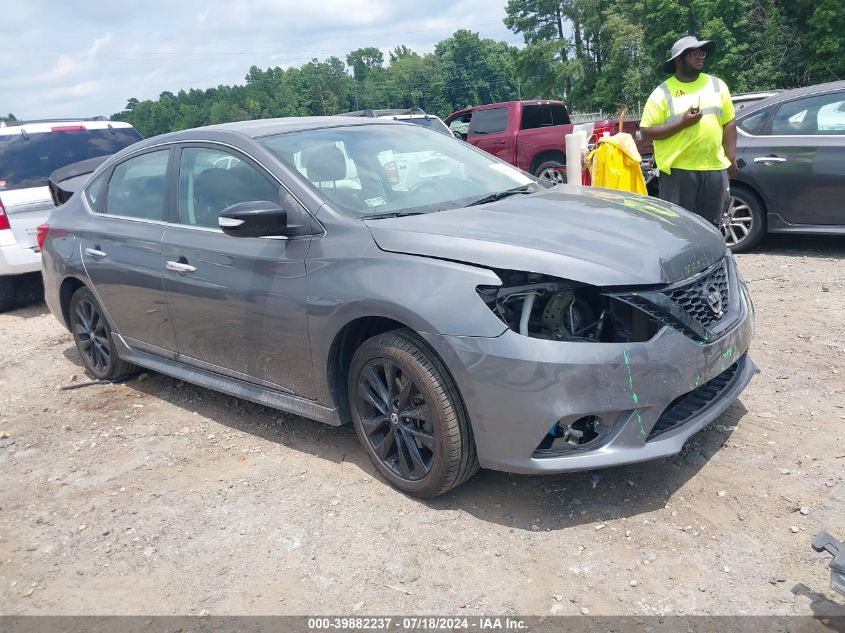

{"left": 304, "top": 244, "right": 507, "bottom": 406}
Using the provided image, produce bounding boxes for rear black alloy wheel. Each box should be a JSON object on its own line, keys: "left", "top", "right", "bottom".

{"left": 348, "top": 329, "right": 478, "bottom": 497}
{"left": 722, "top": 196, "right": 754, "bottom": 247}
{"left": 722, "top": 186, "right": 766, "bottom": 253}
{"left": 69, "top": 287, "right": 135, "bottom": 380}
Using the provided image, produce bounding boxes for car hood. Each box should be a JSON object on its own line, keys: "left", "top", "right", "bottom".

{"left": 364, "top": 186, "right": 727, "bottom": 286}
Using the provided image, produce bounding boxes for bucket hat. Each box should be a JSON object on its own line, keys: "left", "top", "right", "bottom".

{"left": 663, "top": 36, "right": 715, "bottom": 73}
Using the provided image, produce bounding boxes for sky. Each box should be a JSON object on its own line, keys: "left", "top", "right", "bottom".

{"left": 0, "top": 0, "right": 522, "bottom": 120}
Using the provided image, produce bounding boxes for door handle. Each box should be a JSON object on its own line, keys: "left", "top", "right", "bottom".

{"left": 754, "top": 156, "right": 787, "bottom": 164}
{"left": 165, "top": 260, "right": 197, "bottom": 274}
{"left": 85, "top": 247, "right": 107, "bottom": 260}
{"left": 491, "top": 140, "right": 506, "bottom": 146}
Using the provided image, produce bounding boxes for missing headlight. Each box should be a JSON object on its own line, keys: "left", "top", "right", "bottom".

{"left": 477, "top": 270, "right": 662, "bottom": 343}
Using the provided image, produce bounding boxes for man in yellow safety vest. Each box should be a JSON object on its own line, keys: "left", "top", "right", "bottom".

{"left": 640, "top": 36, "right": 737, "bottom": 227}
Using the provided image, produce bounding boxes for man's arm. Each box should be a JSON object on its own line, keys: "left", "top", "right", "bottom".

{"left": 723, "top": 119, "right": 737, "bottom": 176}
{"left": 641, "top": 108, "right": 703, "bottom": 140}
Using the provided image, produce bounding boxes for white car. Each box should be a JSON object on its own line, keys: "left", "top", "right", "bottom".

{"left": 0, "top": 119, "right": 142, "bottom": 310}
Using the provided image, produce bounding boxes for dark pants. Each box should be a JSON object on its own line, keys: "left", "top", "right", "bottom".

{"left": 658, "top": 168, "right": 729, "bottom": 226}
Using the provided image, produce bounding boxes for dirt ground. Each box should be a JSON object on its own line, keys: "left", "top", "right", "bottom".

{"left": 1, "top": 235, "right": 843, "bottom": 617}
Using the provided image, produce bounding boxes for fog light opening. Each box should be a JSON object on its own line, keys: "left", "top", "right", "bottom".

{"left": 539, "top": 416, "right": 601, "bottom": 450}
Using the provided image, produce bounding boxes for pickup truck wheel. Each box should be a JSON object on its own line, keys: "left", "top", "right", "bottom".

{"left": 535, "top": 160, "right": 567, "bottom": 184}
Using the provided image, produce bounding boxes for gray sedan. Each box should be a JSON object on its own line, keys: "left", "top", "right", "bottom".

{"left": 40, "top": 117, "right": 757, "bottom": 496}
{"left": 725, "top": 80, "right": 845, "bottom": 251}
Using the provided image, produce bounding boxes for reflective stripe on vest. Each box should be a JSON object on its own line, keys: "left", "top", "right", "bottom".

{"left": 660, "top": 76, "right": 723, "bottom": 125}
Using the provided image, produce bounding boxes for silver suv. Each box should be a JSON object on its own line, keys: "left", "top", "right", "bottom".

{"left": 0, "top": 118, "right": 142, "bottom": 311}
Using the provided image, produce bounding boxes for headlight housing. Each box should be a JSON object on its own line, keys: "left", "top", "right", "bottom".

{"left": 477, "top": 270, "right": 662, "bottom": 343}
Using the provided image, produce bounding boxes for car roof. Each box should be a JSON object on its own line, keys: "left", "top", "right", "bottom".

{"left": 113, "top": 117, "right": 409, "bottom": 156}
{"left": 735, "top": 81, "right": 845, "bottom": 119}
{"left": 192, "top": 116, "right": 398, "bottom": 138}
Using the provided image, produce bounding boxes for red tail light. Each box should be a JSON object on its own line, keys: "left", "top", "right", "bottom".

{"left": 50, "top": 125, "right": 86, "bottom": 132}
{"left": 36, "top": 224, "right": 50, "bottom": 251}
{"left": 0, "top": 196, "right": 10, "bottom": 231}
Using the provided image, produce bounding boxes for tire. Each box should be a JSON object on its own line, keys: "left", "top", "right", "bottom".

{"left": 534, "top": 160, "right": 567, "bottom": 185}
{"left": 69, "top": 286, "right": 136, "bottom": 380}
{"left": 723, "top": 185, "right": 766, "bottom": 253}
{"left": 0, "top": 276, "right": 16, "bottom": 313}
{"left": 347, "top": 329, "right": 479, "bottom": 497}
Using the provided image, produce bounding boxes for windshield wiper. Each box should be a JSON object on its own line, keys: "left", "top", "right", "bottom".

{"left": 363, "top": 211, "right": 426, "bottom": 220}
{"left": 465, "top": 185, "right": 535, "bottom": 207}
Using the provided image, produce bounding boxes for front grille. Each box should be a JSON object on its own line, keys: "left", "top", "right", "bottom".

{"left": 664, "top": 261, "right": 729, "bottom": 328}
{"left": 646, "top": 361, "right": 740, "bottom": 441}
{"left": 610, "top": 258, "right": 736, "bottom": 343}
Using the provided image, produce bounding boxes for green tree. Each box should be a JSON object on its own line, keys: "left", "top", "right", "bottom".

{"left": 346, "top": 47, "right": 385, "bottom": 80}
{"left": 434, "top": 30, "right": 519, "bottom": 112}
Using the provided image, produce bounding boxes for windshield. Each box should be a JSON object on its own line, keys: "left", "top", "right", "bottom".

{"left": 260, "top": 124, "right": 541, "bottom": 218}
{"left": 0, "top": 127, "right": 142, "bottom": 191}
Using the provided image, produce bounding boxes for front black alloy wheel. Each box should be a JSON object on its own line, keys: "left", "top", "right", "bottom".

{"left": 69, "top": 287, "right": 135, "bottom": 380}
{"left": 348, "top": 329, "right": 478, "bottom": 497}
{"left": 357, "top": 358, "right": 435, "bottom": 481}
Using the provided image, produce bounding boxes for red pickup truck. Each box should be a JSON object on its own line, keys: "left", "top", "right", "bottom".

{"left": 444, "top": 100, "right": 653, "bottom": 185}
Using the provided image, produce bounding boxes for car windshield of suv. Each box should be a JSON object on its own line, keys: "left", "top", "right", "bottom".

{"left": 260, "top": 124, "right": 541, "bottom": 217}
{"left": 0, "top": 127, "right": 142, "bottom": 191}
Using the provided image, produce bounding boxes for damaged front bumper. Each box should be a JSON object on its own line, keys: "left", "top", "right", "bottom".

{"left": 421, "top": 279, "right": 757, "bottom": 475}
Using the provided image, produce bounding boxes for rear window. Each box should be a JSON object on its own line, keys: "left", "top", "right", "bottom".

{"left": 0, "top": 127, "right": 142, "bottom": 191}
{"left": 469, "top": 108, "right": 508, "bottom": 135}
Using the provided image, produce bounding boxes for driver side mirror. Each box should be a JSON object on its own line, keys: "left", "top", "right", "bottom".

{"left": 219, "top": 200, "right": 301, "bottom": 238}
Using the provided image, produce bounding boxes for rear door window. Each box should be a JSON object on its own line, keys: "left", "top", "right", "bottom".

{"left": 520, "top": 104, "right": 571, "bottom": 130}
{"left": 104, "top": 150, "right": 171, "bottom": 221}
{"left": 469, "top": 108, "right": 508, "bottom": 135}
{"left": 0, "top": 127, "right": 142, "bottom": 191}
{"left": 520, "top": 105, "right": 553, "bottom": 130}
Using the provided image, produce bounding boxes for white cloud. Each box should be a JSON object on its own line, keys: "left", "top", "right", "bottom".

{"left": 0, "top": 0, "right": 519, "bottom": 119}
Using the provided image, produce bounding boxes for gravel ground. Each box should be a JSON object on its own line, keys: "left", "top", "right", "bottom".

{"left": 0, "top": 235, "right": 843, "bottom": 617}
